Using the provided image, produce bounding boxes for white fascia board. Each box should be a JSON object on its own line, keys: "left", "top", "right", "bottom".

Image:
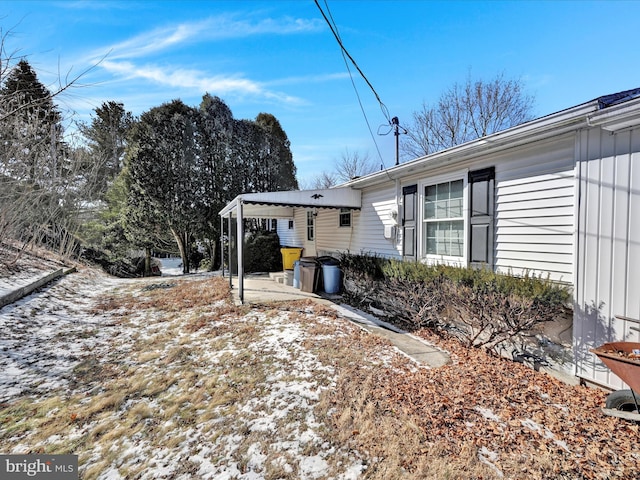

{"left": 219, "top": 195, "right": 241, "bottom": 216}
{"left": 219, "top": 187, "right": 361, "bottom": 218}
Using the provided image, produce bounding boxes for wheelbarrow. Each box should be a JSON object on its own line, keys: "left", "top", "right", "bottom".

{"left": 590, "top": 342, "right": 640, "bottom": 421}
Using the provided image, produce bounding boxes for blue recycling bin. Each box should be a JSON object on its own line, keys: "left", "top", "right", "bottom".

{"left": 322, "top": 264, "right": 341, "bottom": 294}
{"left": 293, "top": 260, "right": 301, "bottom": 289}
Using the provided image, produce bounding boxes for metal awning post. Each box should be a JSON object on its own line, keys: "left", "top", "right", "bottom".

{"left": 227, "top": 212, "right": 232, "bottom": 288}
{"left": 220, "top": 215, "right": 224, "bottom": 276}
{"left": 236, "top": 197, "right": 244, "bottom": 304}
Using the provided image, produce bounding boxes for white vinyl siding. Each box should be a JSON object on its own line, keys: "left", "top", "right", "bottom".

{"left": 349, "top": 184, "right": 401, "bottom": 257}
{"left": 276, "top": 218, "right": 300, "bottom": 248}
{"left": 313, "top": 208, "right": 359, "bottom": 255}
{"left": 574, "top": 126, "right": 640, "bottom": 390}
{"left": 493, "top": 138, "right": 576, "bottom": 283}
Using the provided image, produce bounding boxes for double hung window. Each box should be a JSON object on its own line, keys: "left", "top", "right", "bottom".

{"left": 339, "top": 208, "right": 351, "bottom": 227}
{"left": 424, "top": 179, "right": 464, "bottom": 257}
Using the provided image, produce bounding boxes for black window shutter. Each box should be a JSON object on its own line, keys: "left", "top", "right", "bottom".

{"left": 468, "top": 167, "right": 495, "bottom": 267}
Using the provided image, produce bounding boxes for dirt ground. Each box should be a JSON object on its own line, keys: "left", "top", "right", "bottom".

{"left": 0, "top": 256, "right": 638, "bottom": 479}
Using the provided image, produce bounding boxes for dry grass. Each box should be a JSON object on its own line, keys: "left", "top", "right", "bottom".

{"left": 1, "top": 271, "right": 637, "bottom": 479}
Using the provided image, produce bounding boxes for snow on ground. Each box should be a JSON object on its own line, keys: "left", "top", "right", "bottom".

{"left": 0, "top": 266, "right": 370, "bottom": 478}
{"left": 0, "top": 247, "right": 67, "bottom": 297}
{"left": 158, "top": 257, "right": 184, "bottom": 276}
{"left": 0, "top": 268, "right": 126, "bottom": 401}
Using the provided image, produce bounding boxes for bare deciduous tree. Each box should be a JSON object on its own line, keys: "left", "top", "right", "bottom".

{"left": 402, "top": 73, "right": 535, "bottom": 160}
{"left": 334, "top": 148, "right": 378, "bottom": 182}
{"left": 308, "top": 148, "right": 378, "bottom": 188}
{"left": 0, "top": 28, "right": 99, "bottom": 265}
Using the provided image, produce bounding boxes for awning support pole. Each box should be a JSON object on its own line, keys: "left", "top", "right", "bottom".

{"left": 227, "top": 212, "right": 232, "bottom": 289}
{"left": 220, "top": 215, "right": 224, "bottom": 276}
{"left": 236, "top": 197, "right": 244, "bottom": 304}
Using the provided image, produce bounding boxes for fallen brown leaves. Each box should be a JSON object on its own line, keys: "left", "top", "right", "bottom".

{"left": 324, "top": 326, "right": 638, "bottom": 479}
{"left": 4, "top": 266, "right": 638, "bottom": 479}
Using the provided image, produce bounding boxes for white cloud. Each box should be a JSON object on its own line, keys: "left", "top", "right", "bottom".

{"left": 77, "top": 12, "right": 326, "bottom": 107}
{"left": 89, "top": 14, "right": 324, "bottom": 62}
{"left": 100, "top": 60, "right": 305, "bottom": 105}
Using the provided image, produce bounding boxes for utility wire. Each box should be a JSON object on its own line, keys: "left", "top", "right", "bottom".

{"left": 315, "top": 0, "right": 391, "bottom": 123}
{"left": 316, "top": 0, "right": 384, "bottom": 166}
{"left": 315, "top": 0, "right": 393, "bottom": 169}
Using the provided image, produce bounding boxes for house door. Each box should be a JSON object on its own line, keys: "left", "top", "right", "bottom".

{"left": 304, "top": 209, "right": 317, "bottom": 257}
{"left": 468, "top": 167, "right": 495, "bottom": 268}
{"left": 402, "top": 184, "right": 417, "bottom": 260}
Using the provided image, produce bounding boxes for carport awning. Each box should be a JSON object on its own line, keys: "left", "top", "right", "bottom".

{"left": 219, "top": 187, "right": 361, "bottom": 218}
{"left": 219, "top": 187, "right": 361, "bottom": 304}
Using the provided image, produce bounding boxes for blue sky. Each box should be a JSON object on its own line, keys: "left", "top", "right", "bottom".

{"left": 2, "top": 0, "right": 639, "bottom": 186}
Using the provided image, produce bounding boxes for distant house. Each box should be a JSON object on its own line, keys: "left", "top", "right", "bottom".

{"left": 220, "top": 88, "right": 640, "bottom": 391}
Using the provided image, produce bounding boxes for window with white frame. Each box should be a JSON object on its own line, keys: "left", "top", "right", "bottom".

{"left": 423, "top": 179, "right": 464, "bottom": 257}
{"left": 339, "top": 208, "right": 351, "bottom": 227}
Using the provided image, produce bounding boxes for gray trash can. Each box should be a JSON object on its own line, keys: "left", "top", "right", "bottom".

{"left": 299, "top": 258, "right": 319, "bottom": 293}
{"left": 322, "top": 265, "right": 341, "bottom": 293}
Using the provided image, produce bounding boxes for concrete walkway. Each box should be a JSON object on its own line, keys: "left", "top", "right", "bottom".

{"left": 230, "top": 274, "right": 450, "bottom": 368}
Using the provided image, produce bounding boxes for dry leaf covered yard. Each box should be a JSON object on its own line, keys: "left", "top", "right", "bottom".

{"left": 0, "top": 267, "right": 638, "bottom": 479}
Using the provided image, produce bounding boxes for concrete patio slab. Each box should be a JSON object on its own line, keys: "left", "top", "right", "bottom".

{"left": 229, "top": 273, "right": 323, "bottom": 304}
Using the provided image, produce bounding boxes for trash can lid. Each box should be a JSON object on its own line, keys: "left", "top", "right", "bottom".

{"left": 316, "top": 256, "right": 340, "bottom": 266}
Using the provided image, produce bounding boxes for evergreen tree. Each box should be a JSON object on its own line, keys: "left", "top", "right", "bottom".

{"left": 125, "top": 100, "right": 205, "bottom": 274}
{"left": 198, "top": 94, "right": 235, "bottom": 269}
{"left": 79, "top": 101, "right": 135, "bottom": 200}
{"left": 0, "top": 59, "right": 65, "bottom": 183}
{"left": 0, "top": 59, "right": 79, "bottom": 255}
{"left": 255, "top": 113, "right": 298, "bottom": 192}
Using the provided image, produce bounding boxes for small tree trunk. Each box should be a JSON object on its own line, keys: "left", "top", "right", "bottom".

{"left": 183, "top": 231, "right": 190, "bottom": 274}
{"left": 171, "top": 228, "right": 189, "bottom": 274}
{"left": 143, "top": 247, "right": 152, "bottom": 277}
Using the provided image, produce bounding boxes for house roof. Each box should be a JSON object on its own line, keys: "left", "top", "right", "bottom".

{"left": 597, "top": 87, "right": 640, "bottom": 109}
{"left": 219, "top": 187, "right": 361, "bottom": 218}
{"left": 219, "top": 88, "right": 640, "bottom": 218}
{"left": 342, "top": 87, "right": 640, "bottom": 189}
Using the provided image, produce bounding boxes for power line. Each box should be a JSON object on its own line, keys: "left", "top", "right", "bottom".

{"left": 315, "top": 0, "right": 394, "bottom": 169}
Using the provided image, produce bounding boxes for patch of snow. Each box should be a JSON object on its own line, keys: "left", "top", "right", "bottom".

{"left": 0, "top": 266, "right": 372, "bottom": 478}
{"left": 299, "top": 455, "right": 330, "bottom": 479}
{"left": 478, "top": 446, "right": 503, "bottom": 478}
{"left": 474, "top": 406, "right": 502, "bottom": 423}
{"left": 159, "top": 257, "right": 184, "bottom": 276}
{"left": 521, "top": 419, "right": 570, "bottom": 452}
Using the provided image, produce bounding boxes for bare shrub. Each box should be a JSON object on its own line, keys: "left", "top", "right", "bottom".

{"left": 340, "top": 253, "right": 570, "bottom": 355}
{"left": 444, "top": 282, "right": 565, "bottom": 350}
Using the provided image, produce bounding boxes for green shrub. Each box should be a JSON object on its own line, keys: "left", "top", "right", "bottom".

{"left": 339, "top": 252, "right": 572, "bottom": 352}
{"left": 244, "top": 230, "right": 282, "bottom": 273}
{"left": 377, "top": 257, "right": 570, "bottom": 306}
